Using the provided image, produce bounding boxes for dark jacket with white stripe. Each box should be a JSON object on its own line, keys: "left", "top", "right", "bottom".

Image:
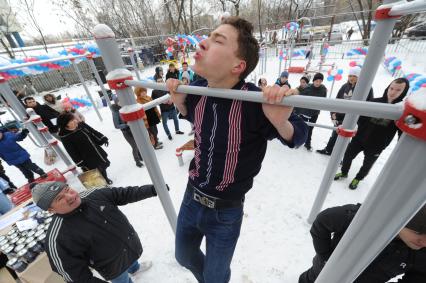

{"left": 59, "top": 122, "right": 110, "bottom": 170}
{"left": 45, "top": 186, "right": 156, "bottom": 282}
{"left": 183, "top": 79, "right": 308, "bottom": 200}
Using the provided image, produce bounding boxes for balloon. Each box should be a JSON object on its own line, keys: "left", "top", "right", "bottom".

{"left": 349, "top": 61, "right": 357, "bottom": 67}
{"left": 422, "top": 83, "right": 426, "bottom": 88}
{"left": 337, "top": 69, "right": 343, "bottom": 75}
{"left": 335, "top": 74, "right": 342, "bottom": 81}
{"left": 327, "top": 76, "right": 334, "bottom": 81}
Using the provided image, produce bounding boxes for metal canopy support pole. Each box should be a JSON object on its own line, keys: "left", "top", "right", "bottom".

{"left": 263, "top": 47, "right": 267, "bottom": 73}
{"left": 0, "top": 94, "right": 19, "bottom": 121}
{"left": 288, "top": 33, "right": 295, "bottom": 69}
{"left": 71, "top": 60, "right": 103, "bottom": 122}
{"left": 93, "top": 24, "right": 177, "bottom": 233}
{"left": 307, "top": 0, "right": 400, "bottom": 224}
{"left": 315, "top": 134, "right": 426, "bottom": 283}
{"left": 0, "top": 54, "right": 86, "bottom": 73}
{"left": 86, "top": 56, "right": 113, "bottom": 108}
{"left": 128, "top": 49, "right": 141, "bottom": 81}
{"left": 0, "top": 78, "right": 78, "bottom": 175}
{"left": 125, "top": 80, "right": 403, "bottom": 120}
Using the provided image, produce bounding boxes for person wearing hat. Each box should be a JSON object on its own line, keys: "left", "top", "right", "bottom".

{"left": 32, "top": 181, "right": 160, "bottom": 283}
{"left": 166, "top": 63, "right": 179, "bottom": 80}
{"left": 179, "top": 62, "right": 194, "bottom": 83}
{"left": 294, "top": 73, "right": 327, "bottom": 151}
{"left": 275, "top": 71, "right": 291, "bottom": 88}
{"left": 299, "top": 203, "right": 426, "bottom": 283}
{"left": 317, "top": 67, "right": 374, "bottom": 156}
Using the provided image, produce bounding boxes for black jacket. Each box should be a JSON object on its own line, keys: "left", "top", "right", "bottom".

{"left": 46, "top": 186, "right": 156, "bottom": 282}
{"left": 294, "top": 84, "right": 327, "bottom": 118}
{"left": 151, "top": 89, "right": 175, "bottom": 113}
{"left": 274, "top": 79, "right": 291, "bottom": 88}
{"left": 30, "top": 102, "right": 60, "bottom": 133}
{"left": 332, "top": 82, "right": 374, "bottom": 123}
{"left": 310, "top": 204, "right": 426, "bottom": 282}
{"left": 59, "top": 122, "right": 110, "bottom": 170}
{"left": 166, "top": 70, "right": 179, "bottom": 80}
{"left": 353, "top": 79, "right": 409, "bottom": 154}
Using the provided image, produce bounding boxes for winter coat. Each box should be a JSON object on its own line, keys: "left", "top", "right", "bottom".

{"left": 294, "top": 84, "right": 327, "bottom": 118}
{"left": 332, "top": 82, "right": 374, "bottom": 123}
{"left": 151, "top": 89, "right": 175, "bottom": 113}
{"left": 275, "top": 79, "right": 291, "bottom": 88}
{"left": 29, "top": 102, "right": 60, "bottom": 133}
{"left": 153, "top": 67, "right": 163, "bottom": 81}
{"left": 179, "top": 69, "right": 194, "bottom": 82}
{"left": 136, "top": 96, "right": 161, "bottom": 127}
{"left": 46, "top": 186, "right": 156, "bottom": 282}
{"left": 310, "top": 204, "right": 426, "bottom": 282}
{"left": 111, "top": 104, "right": 130, "bottom": 131}
{"left": 353, "top": 79, "right": 409, "bottom": 154}
{"left": 166, "top": 70, "right": 179, "bottom": 80}
{"left": 59, "top": 122, "right": 110, "bottom": 170}
{"left": 0, "top": 131, "right": 30, "bottom": 166}
{"left": 43, "top": 95, "right": 65, "bottom": 112}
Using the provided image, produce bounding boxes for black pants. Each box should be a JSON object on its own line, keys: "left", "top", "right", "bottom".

{"left": 0, "top": 162, "right": 15, "bottom": 188}
{"left": 341, "top": 139, "right": 380, "bottom": 180}
{"left": 300, "top": 114, "right": 318, "bottom": 147}
{"left": 148, "top": 125, "right": 159, "bottom": 146}
{"left": 122, "top": 129, "right": 142, "bottom": 162}
{"left": 14, "top": 159, "right": 45, "bottom": 182}
{"left": 299, "top": 255, "right": 325, "bottom": 283}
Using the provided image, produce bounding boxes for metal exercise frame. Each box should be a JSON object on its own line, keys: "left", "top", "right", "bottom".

{"left": 93, "top": 0, "right": 425, "bottom": 280}
{"left": 0, "top": 54, "right": 103, "bottom": 122}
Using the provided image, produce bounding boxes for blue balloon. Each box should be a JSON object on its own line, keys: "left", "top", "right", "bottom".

{"left": 337, "top": 69, "right": 343, "bottom": 75}
{"left": 327, "top": 76, "right": 334, "bottom": 81}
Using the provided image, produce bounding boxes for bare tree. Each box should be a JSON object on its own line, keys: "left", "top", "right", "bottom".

{"left": 18, "top": 0, "right": 48, "bottom": 52}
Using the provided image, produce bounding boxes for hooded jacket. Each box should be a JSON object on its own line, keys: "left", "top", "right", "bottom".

{"left": 46, "top": 186, "right": 156, "bottom": 282}
{"left": 135, "top": 95, "right": 161, "bottom": 127}
{"left": 166, "top": 69, "right": 179, "bottom": 80}
{"left": 353, "top": 78, "right": 409, "bottom": 153}
{"left": 58, "top": 122, "right": 110, "bottom": 170}
{"left": 294, "top": 84, "right": 327, "bottom": 118}
{"left": 29, "top": 102, "right": 60, "bottom": 133}
{"left": 0, "top": 131, "right": 30, "bottom": 166}
{"left": 153, "top": 67, "right": 163, "bottom": 81}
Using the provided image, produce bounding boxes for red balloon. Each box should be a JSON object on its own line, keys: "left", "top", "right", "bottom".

{"left": 422, "top": 83, "right": 426, "bottom": 88}
{"left": 349, "top": 61, "right": 357, "bottom": 67}
{"left": 335, "top": 74, "right": 342, "bottom": 81}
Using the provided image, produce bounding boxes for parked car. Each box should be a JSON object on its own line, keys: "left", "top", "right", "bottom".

{"left": 329, "top": 25, "right": 344, "bottom": 43}
{"left": 405, "top": 23, "right": 426, "bottom": 38}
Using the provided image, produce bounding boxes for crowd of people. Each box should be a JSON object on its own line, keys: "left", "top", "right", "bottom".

{"left": 0, "top": 15, "right": 424, "bottom": 283}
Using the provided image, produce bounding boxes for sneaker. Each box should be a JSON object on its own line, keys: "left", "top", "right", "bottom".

{"left": 130, "top": 261, "right": 153, "bottom": 278}
{"left": 157, "top": 141, "right": 163, "bottom": 146}
{"left": 40, "top": 173, "right": 48, "bottom": 179}
{"left": 175, "top": 130, "right": 184, "bottom": 135}
{"left": 167, "top": 134, "right": 172, "bottom": 140}
{"left": 316, "top": 149, "right": 331, "bottom": 156}
{"left": 135, "top": 161, "right": 144, "bottom": 168}
{"left": 154, "top": 144, "right": 163, "bottom": 150}
{"left": 334, "top": 172, "right": 348, "bottom": 180}
{"left": 349, "top": 178, "right": 360, "bottom": 190}
{"left": 304, "top": 144, "right": 312, "bottom": 151}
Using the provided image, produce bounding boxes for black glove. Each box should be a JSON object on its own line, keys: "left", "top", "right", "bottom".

{"left": 151, "top": 184, "right": 170, "bottom": 196}
{"left": 102, "top": 138, "right": 109, "bottom": 147}
{"left": 21, "top": 128, "right": 29, "bottom": 135}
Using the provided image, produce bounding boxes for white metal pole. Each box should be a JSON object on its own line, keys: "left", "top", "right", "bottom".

{"left": 86, "top": 55, "right": 113, "bottom": 108}
{"left": 0, "top": 54, "right": 86, "bottom": 72}
{"left": 128, "top": 48, "right": 141, "bottom": 80}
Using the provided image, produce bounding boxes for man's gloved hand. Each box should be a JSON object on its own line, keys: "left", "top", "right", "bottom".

{"left": 21, "top": 128, "right": 29, "bottom": 135}
{"left": 151, "top": 184, "right": 170, "bottom": 196}
{"left": 102, "top": 138, "right": 109, "bottom": 147}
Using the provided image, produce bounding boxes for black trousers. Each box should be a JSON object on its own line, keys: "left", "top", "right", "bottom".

{"left": 300, "top": 114, "right": 319, "bottom": 147}
{"left": 148, "top": 125, "right": 159, "bottom": 146}
{"left": 0, "top": 162, "right": 15, "bottom": 188}
{"left": 14, "top": 159, "right": 45, "bottom": 182}
{"left": 341, "top": 139, "right": 380, "bottom": 180}
{"left": 121, "top": 129, "right": 142, "bottom": 162}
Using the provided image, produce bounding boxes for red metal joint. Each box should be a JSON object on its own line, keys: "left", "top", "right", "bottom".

{"left": 396, "top": 98, "right": 426, "bottom": 141}
{"left": 49, "top": 140, "right": 59, "bottom": 146}
{"left": 375, "top": 7, "right": 400, "bottom": 20}
{"left": 337, "top": 126, "right": 357, "bottom": 138}
{"left": 86, "top": 54, "right": 93, "bottom": 60}
{"left": 119, "top": 105, "right": 146, "bottom": 122}
{"left": 107, "top": 76, "right": 133, "bottom": 90}
{"left": 0, "top": 76, "right": 7, "bottom": 83}
{"left": 31, "top": 117, "right": 42, "bottom": 123}
{"left": 38, "top": 126, "right": 49, "bottom": 133}
{"left": 176, "top": 149, "right": 183, "bottom": 156}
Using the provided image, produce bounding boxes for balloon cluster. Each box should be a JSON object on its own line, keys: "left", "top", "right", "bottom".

{"left": 384, "top": 57, "right": 402, "bottom": 74}
{"left": 327, "top": 68, "right": 344, "bottom": 81}
{"left": 164, "top": 34, "right": 206, "bottom": 59}
{"left": 291, "top": 49, "right": 307, "bottom": 58}
{"left": 346, "top": 47, "right": 368, "bottom": 56}
{"left": 63, "top": 97, "right": 92, "bottom": 109}
{"left": 285, "top": 22, "right": 299, "bottom": 32}
{"left": 322, "top": 43, "right": 330, "bottom": 56}
{"left": 279, "top": 50, "right": 285, "bottom": 61}
{"left": 406, "top": 73, "right": 426, "bottom": 92}
{"left": 349, "top": 61, "right": 363, "bottom": 68}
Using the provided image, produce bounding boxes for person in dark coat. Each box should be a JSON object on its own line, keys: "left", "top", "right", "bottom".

{"left": 299, "top": 203, "right": 426, "bottom": 283}
{"left": 0, "top": 129, "right": 47, "bottom": 183}
{"left": 57, "top": 113, "right": 112, "bottom": 184}
{"left": 24, "top": 96, "right": 60, "bottom": 135}
{"left": 153, "top": 66, "right": 163, "bottom": 81}
{"left": 275, "top": 71, "right": 291, "bottom": 88}
{"left": 111, "top": 103, "right": 144, "bottom": 167}
{"left": 334, "top": 78, "right": 409, "bottom": 189}
{"left": 151, "top": 77, "right": 184, "bottom": 140}
{"left": 317, "top": 67, "right": 374, "bottom": 155}
{"left": 294, "top": 73, "right": 327, "bottom": 151}
{"left": 32, "top": 181, "right": 158, "bottom": 283}
{"left": 165, "top": 63, "right": 179, "bottom": 80}
{"left": 0, "top": 159, "right": 17, "bottom": 193}
{"left": 297, "top": 76, "right": 310, "bottom": 93}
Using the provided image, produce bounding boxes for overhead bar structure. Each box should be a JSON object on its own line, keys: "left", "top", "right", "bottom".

{"left": 86, "top": 54, "right": 113, "bottom": 108}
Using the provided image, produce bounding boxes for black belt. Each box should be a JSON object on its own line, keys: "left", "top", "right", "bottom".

{"left": 188, "top": 185, "right": 244, "bottom": 209}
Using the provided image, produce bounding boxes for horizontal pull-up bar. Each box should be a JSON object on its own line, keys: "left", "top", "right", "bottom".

{"left": 306, "top": 122, "right": 336, "bottom": 130}
{"left": 125, "top": 80, "right": 403, "bottom": 121}
{"left": 0, "top": 54, "right": 88, "bottom": 72}
{"left": 142, "top": 94, "right": 170, "bottom": 110}
{"left": 388, "top": 0, "right": 426, "bottom": 15}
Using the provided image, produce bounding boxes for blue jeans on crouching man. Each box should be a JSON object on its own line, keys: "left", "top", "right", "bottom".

{"left": 175, "top": 183, "right": 244, "bottom": 283}
{"left": 110, "top": 261, "right": 140, "bottom": 283}
{"left": 161, "top": 108, "right": 180, "bottom": 136}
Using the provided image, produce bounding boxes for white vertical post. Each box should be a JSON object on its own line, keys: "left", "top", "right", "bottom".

{"left": 86, "top": 55, "right": 113, "bottom": 108}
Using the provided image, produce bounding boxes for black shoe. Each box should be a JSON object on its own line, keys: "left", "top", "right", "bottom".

{"left": 167, "top": 134, "right": 172, "bottom": 140}
{"left": 154, "top": 144, "right": 163, "bottom": 150}
{"left": 3, "top": 188, "right": 16, "bottom": 195}
{"left": 157, "top": 141, "right": 163, "bottom": 146}
{"left": 40, "top": 173, "right": 48, "bottom": 179}
{"left": 349, "top": 178, "right": 360, "bottom": 190}
{"left": 304, "top": 144, "right": 312, "bottom": 151}
{"left": 316, "top": 149, "right": 331, "bottom": 156}
{"left": 175, "top": 131, "right": 184, "bottom": 135}
{"left": 136, "top": 161, "right": 144, "bottom": 167}
{"left": 334, "top": 172, "right": 348, "bottom": 180}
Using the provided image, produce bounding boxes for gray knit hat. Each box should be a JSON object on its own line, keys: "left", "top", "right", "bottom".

{"left": 406, "top": 205, "right": 426, "bottom": 234}
{"left": 31, "top": 181, "right": 68, "bottom": 210}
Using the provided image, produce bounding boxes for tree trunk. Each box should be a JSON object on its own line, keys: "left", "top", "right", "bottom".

{"left": 257, "top": 0, "right": 263, "bottom": 40}
{"left": 189, "top": 0, "right": 194, "bottom": 32}
{"left": 164, "top": 0, "right": 177, "bottom": 33}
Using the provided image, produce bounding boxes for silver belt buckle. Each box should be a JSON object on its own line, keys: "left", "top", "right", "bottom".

{"left": 193, "top": 192, "right": 215, "bottom": 208}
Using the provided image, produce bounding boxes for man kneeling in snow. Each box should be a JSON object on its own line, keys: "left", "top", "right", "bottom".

{"left": 31, "top": 181, "right": 158, "bottom": 283}
{"left": 300, "top": 204, "right": 426, "bottom": 283}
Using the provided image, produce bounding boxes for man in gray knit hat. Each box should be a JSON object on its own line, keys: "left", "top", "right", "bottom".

{"left": 31, "top": 181, "right": 159, "bottom": 283}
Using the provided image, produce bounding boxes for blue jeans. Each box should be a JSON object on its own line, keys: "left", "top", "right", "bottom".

{"left": 0, "top": 192, "right": 12, "bottom": 215}
{"left": 111, "top": 261, "right": 140, "bottom": 283}
{"left": 161, "top": 108, "right": 180, "bottom": 136}
{"left": 175, "top": 185, "right": 244, "bottom": 283}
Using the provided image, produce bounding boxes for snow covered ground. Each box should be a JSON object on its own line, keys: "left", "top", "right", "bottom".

{"left": 0, "top": 50, "right": 416, "bottom": 282}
